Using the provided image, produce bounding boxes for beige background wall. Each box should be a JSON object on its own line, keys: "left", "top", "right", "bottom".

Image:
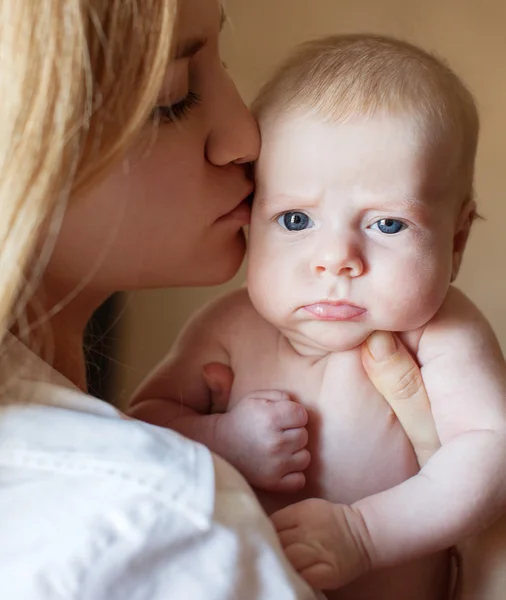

{"left": 115, "top": 0, "right": 506, "bottom": 402}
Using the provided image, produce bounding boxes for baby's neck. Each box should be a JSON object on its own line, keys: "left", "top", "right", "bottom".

{"left": 281, "top": 332, "right": 361, "bottom": 362}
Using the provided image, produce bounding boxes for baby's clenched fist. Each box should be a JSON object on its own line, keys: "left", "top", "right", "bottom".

{"left": 216, "top": 390, "right": 310, "bottom": 492}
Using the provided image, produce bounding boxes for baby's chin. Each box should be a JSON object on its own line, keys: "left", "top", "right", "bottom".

{"left": 282, "top": 322, "right": 375, "bottom": 357}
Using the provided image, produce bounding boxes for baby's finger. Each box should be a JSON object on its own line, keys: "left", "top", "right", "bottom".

{"left": 284, "top": 545, "right": 338, "bottom": 589}
{"left": 282, "top": 426, "right": 309, "bottom": 451}
{"left": 299, "top": 562, "right": 339, "bottom": 590}
{"left": 277, "top": 526, "right": 304, "bottom": 549}
{"left": 272, "top": 400, "right": 308, "bottom": 430}
{"left": 271, "top": 505, "right": 299, "bottom": 532}
{"left": 251, "top": 390, "right": 291, "bottom": 403}
{"left": 270, "top": 472, "right": 306, "bottom": 493}
{"left": 284, "top": 543, "right": 321, "bottom": 572}
{"left": 286, "top": 448, "right": 311, "bottom": 474}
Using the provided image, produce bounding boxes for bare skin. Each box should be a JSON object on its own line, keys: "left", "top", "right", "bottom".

{"left": 130, "top": 113, "right": 506, "bottom": 598}
{"left": 24, "top": 0, "right": 259, "bottom": 390}
{"left": 364, "top": 331, "right": 506, "bottom": 600}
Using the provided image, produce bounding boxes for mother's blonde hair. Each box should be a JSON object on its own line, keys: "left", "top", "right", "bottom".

{"left": 0, "top": 0, "right": 177, "bottom": 353}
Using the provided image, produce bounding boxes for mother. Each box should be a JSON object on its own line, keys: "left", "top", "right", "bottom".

{"left": 0, "top": 0, "right": 470, "bottom": 598}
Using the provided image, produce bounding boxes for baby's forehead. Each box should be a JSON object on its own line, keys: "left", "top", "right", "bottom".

{"left": 256, "top": 113, "right": 460, "bottom": 201}
{"left": 259, "top": 109, "right": 452, "bottom": 148}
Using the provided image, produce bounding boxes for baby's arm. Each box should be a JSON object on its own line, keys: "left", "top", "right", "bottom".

{"left": 129, "top": 290, "right": 310, "bottom": 492}
{"left": 355, "top": 288, "right": 506, "bottom": 562}
{"left": 273, "top": 287, "right": 506, "bottom": 588}
{"left": 128, "top": 296, "right": 232, "bottom": 447}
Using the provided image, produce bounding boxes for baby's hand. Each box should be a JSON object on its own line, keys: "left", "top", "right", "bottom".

{"left": 217, "top": 391, "right": 310, "bottom": 492}
{"left": 271, "top": 499, "right": 372, "bottom": 590}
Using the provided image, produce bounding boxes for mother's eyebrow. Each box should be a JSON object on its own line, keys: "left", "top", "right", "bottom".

{"left": 175, "top": 38, "right": 207, "bottom": 59}
{"left": 220, "top": 6, "right": 227, "bottom": 30}
{"left": 175, "top": 7, "right": 227, "bottom": 59}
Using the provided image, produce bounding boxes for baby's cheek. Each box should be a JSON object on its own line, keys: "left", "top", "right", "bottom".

{"left": 248, "top": 263, "right": 287, "bottom": 321}
{"left": 383, "top": 261, "right": 451, "bottom": 329}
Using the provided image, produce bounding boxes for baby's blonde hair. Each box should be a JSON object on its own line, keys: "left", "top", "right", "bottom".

{"left": 0, "top": 1, "right": 176, "bottom": 358}
{"left": 253, "top": 34, "right": 479, "bottom": 202}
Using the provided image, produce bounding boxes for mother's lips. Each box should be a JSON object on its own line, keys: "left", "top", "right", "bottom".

{"left": 217, "top": 188, "right": 255, "bottom": 224}
{"left": 217, "top": 198, "right": 252, "bottom": 224}
{"left": 245, "top": 191, "right": 255, "bottom": 207}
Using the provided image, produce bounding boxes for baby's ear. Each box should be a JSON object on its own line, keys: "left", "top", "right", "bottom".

{"left": 451, "top": 198, "right": 477, "bottom": 282}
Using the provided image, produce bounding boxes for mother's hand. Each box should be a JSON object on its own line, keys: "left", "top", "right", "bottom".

{"left": 361, "top": 331, "right": 440, "bottom": 467}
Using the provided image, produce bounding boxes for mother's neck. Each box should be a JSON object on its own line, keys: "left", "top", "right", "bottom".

{"left": 20, "top": 285, "right": 111, "bottom": 392}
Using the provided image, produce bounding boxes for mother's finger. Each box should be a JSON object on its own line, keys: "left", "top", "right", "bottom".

{"left": 202, "top": 362, "right": 235, "bottom": 413}
{"left": 361, "top": 331, "right": 441, "bottom": 467}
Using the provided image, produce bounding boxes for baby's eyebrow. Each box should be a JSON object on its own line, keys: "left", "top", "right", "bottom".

{"left": 366, "top": 191, "right": 430, "bottom": 211}
{"left": 373, "top": 196, "right": 435, "bottom": 223}
{"left": 255, "top": 194, "right": 318, "bottom": 208}
{"left": 378, "top": 196, "right": 422, "bottom": 210}
{"left": 396, "top": 195, "right": 424, "bottom": 208}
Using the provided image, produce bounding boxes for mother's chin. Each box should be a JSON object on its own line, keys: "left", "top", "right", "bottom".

{"left": 181, "top": 226, "right": 247, "bottom": 287}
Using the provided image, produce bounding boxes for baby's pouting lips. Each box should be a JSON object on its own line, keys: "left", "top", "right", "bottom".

{"left": 303, "top": 301, "right": 367, "bottom": 322}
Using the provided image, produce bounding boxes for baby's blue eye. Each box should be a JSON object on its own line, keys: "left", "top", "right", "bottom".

{"left": 278, "top": 211, "right": 314, "bottom": 231}
{"left": 371, "top": 219, "right": 407, "bottom": 235}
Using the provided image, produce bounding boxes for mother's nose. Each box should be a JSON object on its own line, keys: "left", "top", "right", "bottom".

{"left": 205, "top": 74, "right": 261, "bottom": 166}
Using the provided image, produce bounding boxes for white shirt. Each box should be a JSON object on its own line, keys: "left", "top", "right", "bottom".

{"left": 0, "top": 337, "right": 318, "bottom": 599}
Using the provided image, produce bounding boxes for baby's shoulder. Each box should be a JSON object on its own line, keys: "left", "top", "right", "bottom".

{"left": 427, "top": 286, "right": 491, "bottom": 333}
{"left": 196, "top": 286, "right": 262, "bottom": 325}
{"left": 417, "top": 286, "right": 500, "bottom": 363}
{"left": 185, "top": 286, "right": 274, "bottom": 348}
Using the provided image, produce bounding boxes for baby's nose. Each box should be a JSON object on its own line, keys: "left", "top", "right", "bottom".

{"left": 312, "top": 244, "right": 364, "bottom": 278}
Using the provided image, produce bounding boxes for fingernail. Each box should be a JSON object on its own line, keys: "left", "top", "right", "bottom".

{"left": 202, "top": 367, "right": 222, "bottom": 394}
{"left": 206, "top": 378, "right": 222, "bottom": 394}
{"left": 367, "top": 331, "right": 397, "bottom": 361}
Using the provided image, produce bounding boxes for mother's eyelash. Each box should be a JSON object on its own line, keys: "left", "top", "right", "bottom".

{"left": 151, "top": 91, "right": 202, "bottom": 124}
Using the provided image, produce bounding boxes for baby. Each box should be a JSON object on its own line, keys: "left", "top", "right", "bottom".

{"left": 130, "top": 35, "right": 506, "bottom": 600}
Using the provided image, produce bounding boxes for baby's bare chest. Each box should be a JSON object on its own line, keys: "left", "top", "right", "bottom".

{"left": 228, "top": 332, "right": 419, "bottom": 509}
